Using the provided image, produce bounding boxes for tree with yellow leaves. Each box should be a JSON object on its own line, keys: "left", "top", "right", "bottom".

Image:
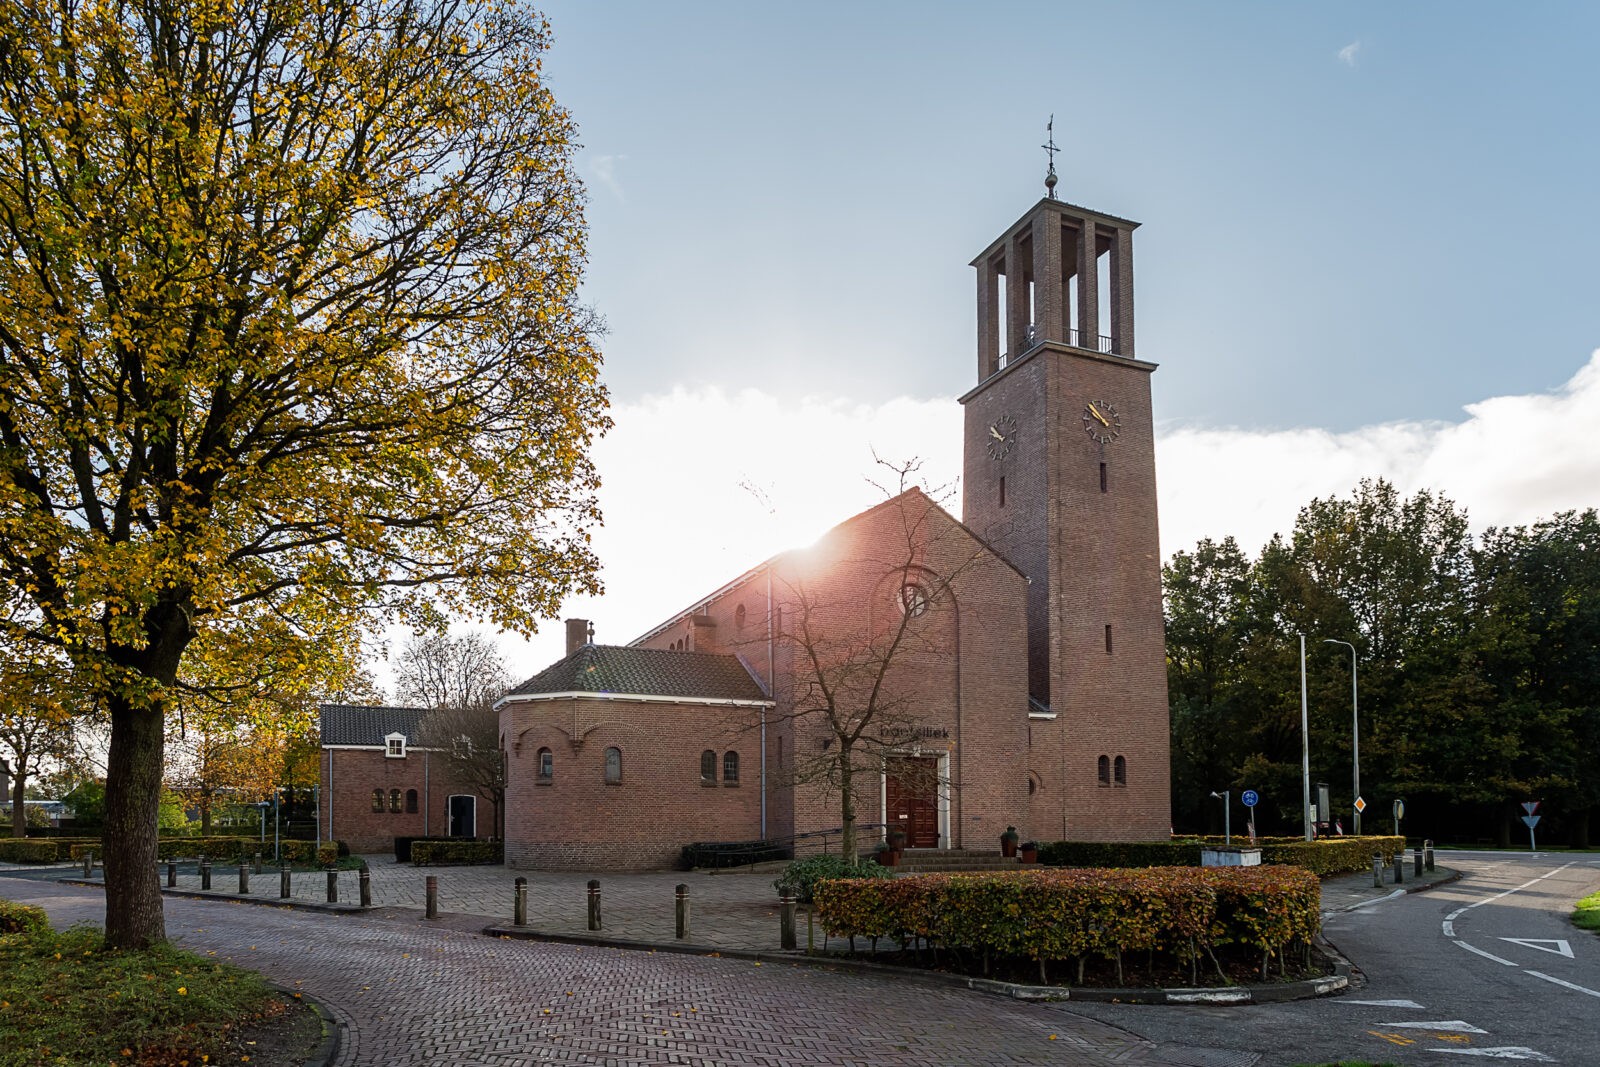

{"left": 0, "top": 1, "right": 607, "bottom": 947}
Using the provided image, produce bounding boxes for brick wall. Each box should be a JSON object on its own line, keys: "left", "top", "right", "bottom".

{"left": 320, "top": 747, "right": 499, "bottom": 854}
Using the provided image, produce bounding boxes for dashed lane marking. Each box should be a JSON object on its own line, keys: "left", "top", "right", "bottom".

{"left": 1498, "top": 938, "right": 1573, "bottom": 958}
{"left": 1524, "top": 970, "right": 1600, "bottom": 999}
{"left": 1427, "top": 1048, "right": 1554, "bottom": 1060}
{"left": 1379, "top": 1021, "right": 1489, "bottom": 1033}
{"left": 1345, "top": 998, "right": 1427, "bottom": 1008}
{"left": 1454, "top": 940, "right": 1517, "bottom": 967}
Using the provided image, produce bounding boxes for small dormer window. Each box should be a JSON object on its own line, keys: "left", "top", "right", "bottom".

{"left": 385, "top": 733, "right": 407, "bottom": 759}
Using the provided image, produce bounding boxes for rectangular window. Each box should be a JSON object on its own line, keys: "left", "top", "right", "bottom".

{"left": 999, "top": 476, "right": 1006, "bottom": 508}
{"left": 1105, "top": 624, "right": 1113, "bottom": 654}
{"left": 1099, "top": 462, "right": 1107, "bottom": 493}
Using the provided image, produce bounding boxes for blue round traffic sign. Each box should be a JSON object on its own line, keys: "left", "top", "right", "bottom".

{"left": 1241, "top": 790, "right": 1259, "bottom": 807}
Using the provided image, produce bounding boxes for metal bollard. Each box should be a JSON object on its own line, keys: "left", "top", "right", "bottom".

{"left": 359, "top": 866, "right": 372, "bottom": 908}
{"left": 425, "top": 875, "right": 439, "bottom": 919}
{"left": 1372, "top": 852, "right": 1383, "bottom": 888}
{"left": 325, "top": 865, "right": 338, "bottom": 904}
{"left": 514, "top": 877, "right": 528, "bottom": 927}
{"left": 254, "top": 852, "right": 263, "bottom": 875}
{"left": 82, "top": 851, "right": 93, "bottom": 877}
{"left": 167, "top": 860, "right": 177, "bottom": 888}
{"left": 239, "top": 863, "right": 250, "bottom": 895}
{"left": 779, "top": 891, "right": 797, "bottom": 950}
{"left": 1425, "top": 839, "right": 1435, "bottom": 871}
{"left": 200, "top": 857, "right": 212, "bottom": 891}
{"left": 1392, "top": 850, "right": 1404, "bottom": 884}
{"left": 587, "top": 879, "right": 601, "bottom": 931}
{"left": 280, "top": 866, "right": 292, "bottom": 899}
{"left": 1414, "top": 847, "right": 1423, "bottom": 877}
{"left": 675, "top": 883, "right": 689, "bottom": 941}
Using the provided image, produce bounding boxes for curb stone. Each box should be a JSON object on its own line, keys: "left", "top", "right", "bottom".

{"left": 482, "top": 923, "right": 1352, "bottom": 1006}
{"left": 267, "top": 984, "right": 342, "bottom": 1067}
{"left": 58, "top": 877, "right": 371, "bottom": 916}
{"left": 1325, "top": 866, "right": 1463, "bottom": 916}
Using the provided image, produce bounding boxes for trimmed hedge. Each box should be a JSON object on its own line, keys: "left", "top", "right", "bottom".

{"left": 0, "top": 899, "right": 50, "bottom": 935}
{"left": 410, "top": 839, "right": 503, "bottom": 866}
{"left": 813, "top": 866, "right": 1321, "bottom": 983}
{"left": 1037, "top": 836, "right": 1407, "bottom": 877}
{"left": 680, "top": 840, "right": 789, "bottom": 870}
{"left": 0, "top": 839, "right": 61, "bottom": 863}
{"left": 772, "top": 854, "right": 890, "bottom": 904}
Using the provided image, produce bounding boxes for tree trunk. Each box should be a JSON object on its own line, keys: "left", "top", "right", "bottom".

{"left": 839, "top": 744, "right": 856, "bottom": 860}
{"left": 1570, "top": 808, "right": 1591, "bottom": 851}
{"left": 200, "top": 795, "right": 213, "bottom": 836}
{"left": 1494, "top": 805, "right": 1512, "bottom": 848}
{"left": 11, "top": 762, "right": 27, "bottom": 837}
{"left": 103, "top": 696, "right": 168, "bottom": 948}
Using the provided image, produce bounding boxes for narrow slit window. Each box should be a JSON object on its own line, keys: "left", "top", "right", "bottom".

{"left": 1099, "top": 462, "right": 1107, "bottom": 493}
{"left": 999, "top": 476, "right": 1006, "bottom": 507}
{"left": 537, "top": 747, "right": 553, "bottom": 781}
{"left": 1105, "top": 624, "right": 1113, "bottom": 653}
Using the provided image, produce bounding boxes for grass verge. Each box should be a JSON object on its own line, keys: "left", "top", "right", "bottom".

{"left": 1574, "top": 890, "right": 1600, "bottom": 934}
{"left": 0, "top": 909, "right": 290, "bottom": 1066}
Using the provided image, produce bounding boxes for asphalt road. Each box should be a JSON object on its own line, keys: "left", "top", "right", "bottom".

{"left": 1061, "top": 851, "right": 1600, "bottom": 1066}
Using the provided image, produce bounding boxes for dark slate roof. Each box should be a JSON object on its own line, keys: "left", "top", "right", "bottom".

{"left": 505, "top": 645, "right": 770, "bottom": 702}
{"left": 319, "top": 704, "right": 428, "bottom": 747}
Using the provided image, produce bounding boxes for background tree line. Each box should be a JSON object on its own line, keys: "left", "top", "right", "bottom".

{"left": 1167, "top": 479, "right": 1599, "bottom": 847}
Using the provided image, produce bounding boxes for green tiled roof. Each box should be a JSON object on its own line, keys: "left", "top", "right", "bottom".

{"left": 506, "top": 645, "right": 769, "bottom": 702}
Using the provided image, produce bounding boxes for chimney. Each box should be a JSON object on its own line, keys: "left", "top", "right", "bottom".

{"left": 565, "top": 618, "right": 592, "bottom": 656}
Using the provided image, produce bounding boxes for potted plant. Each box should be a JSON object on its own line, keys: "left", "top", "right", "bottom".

{"left": 1000, "top": 825, "right": 1019, "bottom": 858}
{"left": 875, "top": 842, "right": 896, "bottom": 867}
{"left": 1019, "top": 840, "right": 1039, "bottom": 863}
{"left": 886, "top": 827, "right": 907, "bottom": 854}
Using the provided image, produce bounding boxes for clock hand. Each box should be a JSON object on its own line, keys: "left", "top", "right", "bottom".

{"left": 1088, "top": 403, "right": 1110, "bottom": 427}
{"left": 990, "top": 426, "right": 1005, "bottom": 441}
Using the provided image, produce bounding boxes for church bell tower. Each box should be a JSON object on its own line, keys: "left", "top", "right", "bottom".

{"left": 959, "top": 148, "right": 1171, "bottom": 841}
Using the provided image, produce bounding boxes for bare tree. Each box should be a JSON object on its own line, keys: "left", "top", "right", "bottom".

{"left": 762, "top": 461, "right": 993, "bottom": 859}
{"left": 0, "top": 636, "right": 84, "bottom": 836}
{"left": 399, "top": 633, "right": 512, "bottom": 839}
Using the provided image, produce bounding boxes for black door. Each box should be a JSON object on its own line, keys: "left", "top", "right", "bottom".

{"left": 448, "top": 795, "right": 476, "bottom": 838}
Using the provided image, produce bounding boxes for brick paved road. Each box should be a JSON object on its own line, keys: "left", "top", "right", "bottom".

{"left": 2, "top": 879, "right": 1162, "bottom": 1066}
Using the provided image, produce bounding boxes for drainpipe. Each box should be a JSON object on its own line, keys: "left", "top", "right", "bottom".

{"left": 423, "top": 751, "right": 430, "bottom": 837}
{"left": 762, "top": 563, "right": 773, "bottom": 839}
{"left": 952, "top": 590, "right": 963, "bottom": 849}
{"left": 325, "top": 749, "right": 334, "bottom": 841}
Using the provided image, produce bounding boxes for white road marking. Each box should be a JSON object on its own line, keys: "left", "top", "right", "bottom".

{"left": 1443, "top": 920, "right": 1456, "bottom": 936}
{"left": 1499, "top": 938, "right": 1573, "bottom": 958}
{"left": 1348, "top": 888, "right": 1407, "bottom": 910}
{"left": 1460, "top": 863, "right": 1575, "bottom": 913}
{"left": 1346, "top": 998, "right": 1427, "bottom": 1008}
{"left": 1381, "top": 1020, "right": 1489, "bottom": 1033}
{"left": 1525, "top": 970, "right": 1600, "bottom": 998}
{"left": 1428, "top": 1049, "right": 1553, "bottom": 1061}
{"left": 1455, "top": 940, "right": 1517, "bottom": 966}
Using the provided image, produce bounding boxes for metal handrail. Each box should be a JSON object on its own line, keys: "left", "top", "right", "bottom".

{"left": 997, "top": 325, "right": 1121, "bottom": 372}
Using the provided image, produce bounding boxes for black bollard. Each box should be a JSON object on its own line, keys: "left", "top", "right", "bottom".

{"left": 280, "top": 866, "right": 292, "bottom": 899}
{"left": 1414, "top": 847, "right": 1423, "bottom": 877}
{"left": 359, "top": 866, "right": 372, "bottom": 908}
{"left": 675, "top": 883, "right": 689, "bottom": 941}
{"left": 200, "top": 857, "right": 212, "bottom": 891}
{"left": 325, "top": 866, "right": 338, "bottom": 903}
{"left": 167, "top": 860, "right": 177, "bottom": 888}
{"left": 253, "top": 852, "right": 263, "bottom": 875}
{"left": 238, "top": 863, "right": 250, "bottom": 895}
{"left": 587, "top": 879, "right": 601, "bottom": 931}
{"left": 82, "top": 851, "right": 93, "bottom": 878}
{"left": 1392, "top": 850, "right": 1404, "bottom": 884}
{"left": 425, "top": 875, "right": 439, "bottom": 919}
{"left": 1372, "top": 852, "right": 1383, "bottom": 888}
{"left": 514, "top": 877, "right": 528, "bottom": 927}
{"left": 1425, "top": 839, "right": 1435, "bottom": 871}
{"left": 780, "top": 890, "right": 797, "bottom": 950}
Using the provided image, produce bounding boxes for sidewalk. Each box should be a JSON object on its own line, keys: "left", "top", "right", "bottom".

{"left": 33, "top": 852, "right": 1462, "bottom": 952}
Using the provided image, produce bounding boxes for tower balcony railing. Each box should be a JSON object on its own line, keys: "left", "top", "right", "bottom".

{"left": 996, "top": 324, "right": 1120, "bottom": 372}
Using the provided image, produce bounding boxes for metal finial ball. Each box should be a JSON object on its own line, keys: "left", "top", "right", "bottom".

{"left": 1045, "top": 170, "right": 1058, "bottom": 191}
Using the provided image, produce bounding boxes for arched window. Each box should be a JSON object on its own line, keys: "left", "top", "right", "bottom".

{"left": 701, "top": 749, "right": 717, "bottom": 784}
{"left": 604, "top": 746, "right": 622, "bottom": 784}
{"left": 1114, "top": 755, "right": 1127, "bottom": 786}
{"left": 735, "top": 604, "right": 746, "bottom": 631}
{"left": 389, "top": 789, "right": 402, "bottom": 813}
{"left": 900, "top": 582, "right": 930, "bottom": 618}
{"left": 370, "top": 789, "right": 384, "bottom": 812}
{"left": 1097, "top": 755, "right": 1111, "bottom": 786}
{"left": 722, "top": 751, "right": 740, "bottom": 784}
{"left": 537, "top": 747, "right": 553, "bottom": 781}
{"left": 405, "top": 789, "right": 419, "bottom": 814}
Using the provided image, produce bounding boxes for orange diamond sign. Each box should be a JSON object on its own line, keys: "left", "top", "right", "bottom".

{"left": 1354, "top": 796, "right": 1367, "bottom": 813}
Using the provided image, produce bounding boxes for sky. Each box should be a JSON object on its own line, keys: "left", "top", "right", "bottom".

{"left": 383, "top": 2, "right": 1600, "bottom": 688}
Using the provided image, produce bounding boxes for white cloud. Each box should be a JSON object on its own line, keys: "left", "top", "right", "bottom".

{"left": 1338, "top": 40, "right": 1362, "bottom": 67}
{"left": 488, "top": 351, "right": 1600, "bottom": 681}
{"left": 589, "top": 154, "right": 627, "bottom": 202}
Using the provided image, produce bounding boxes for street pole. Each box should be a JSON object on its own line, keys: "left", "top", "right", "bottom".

{"left": 1210, "top": 790, "right": 1231, "bottom": 844}
{"left": 273, "top": 789, "right": 280, "bottom": 863}
{"left": 1300, "top": 633, "right": 1312, "bottom": 842}
{"left": 1324, "top": 639, "right": 1360, "bottom": 835}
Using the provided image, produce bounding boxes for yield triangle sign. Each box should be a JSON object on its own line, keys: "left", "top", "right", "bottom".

{"left": 1499, "top": 937, "right": 1573, "bottom": 958}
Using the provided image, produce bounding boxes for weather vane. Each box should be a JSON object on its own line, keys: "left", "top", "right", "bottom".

{"left": 1042, "top": 115, "right": 1059, "bottom": 199}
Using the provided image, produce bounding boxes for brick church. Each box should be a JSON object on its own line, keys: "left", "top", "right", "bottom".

{"left": 494, "top": 183, "right": 1173, "bottom": 869}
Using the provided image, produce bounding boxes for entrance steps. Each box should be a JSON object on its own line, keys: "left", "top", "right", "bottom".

{"left": 887, "top": 849, "right": 1042, "bottom": 874}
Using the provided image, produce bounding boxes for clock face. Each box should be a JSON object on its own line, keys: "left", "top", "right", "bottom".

{"left": 1082, "top": 400, "right": 1121, "bottom": 444}
{"left": 986, "top": 414, "right": 1018, "bottom": 459}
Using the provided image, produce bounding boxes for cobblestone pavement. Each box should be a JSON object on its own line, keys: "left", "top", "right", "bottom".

{"left": 1, "top": 879, "right": 1163, "bottom": 1067}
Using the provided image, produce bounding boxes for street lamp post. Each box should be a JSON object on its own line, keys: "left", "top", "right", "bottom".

{"left": 1210, "top": 790, "right": 1231, "bottom": 844}
{"left": 1299, "top": 634, "right": 1312, "bottom": 842}
{"left": 1324, "top": 638, "right": 1360, "bottom": 836}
